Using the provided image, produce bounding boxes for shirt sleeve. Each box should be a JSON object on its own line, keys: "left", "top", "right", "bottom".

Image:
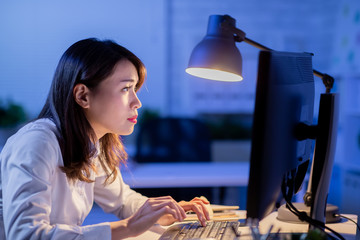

{"left": 1, "top": 127, "right": 111, "bottom": 240}
{"left": 93, "top": 164, "right": 148, "bottom": 220}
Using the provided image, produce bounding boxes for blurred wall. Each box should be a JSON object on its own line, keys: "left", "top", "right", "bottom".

{"left": 0, "top": 0, "right": 344, "bottom": 118}
{"left": 0, "top": 0, "right": 168, "bottom": 118}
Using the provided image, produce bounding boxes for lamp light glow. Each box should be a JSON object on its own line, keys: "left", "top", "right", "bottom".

{"left": 186, "top": 15, "right": 243, "bottom": 82}
{"left": 185, "top": 67, "right": 243, "bottom": 82}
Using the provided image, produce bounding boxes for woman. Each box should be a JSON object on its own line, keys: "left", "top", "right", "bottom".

{"left": 0, "top": 38, "right": 210, "bottom": 239}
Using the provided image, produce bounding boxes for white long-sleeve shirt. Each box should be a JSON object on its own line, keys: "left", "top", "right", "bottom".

{"left": 0, "top": 118, "right": 148, "bottom": 239}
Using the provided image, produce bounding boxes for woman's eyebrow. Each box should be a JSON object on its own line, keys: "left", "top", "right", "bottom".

{"left": 116, "top": 79, "right": 139, "bottom": 87}
{"left": 119, "top": 79, "right": 136, "bottom": 83}
{"left": 116, "top": 79, "right": 138, "bottom": 85}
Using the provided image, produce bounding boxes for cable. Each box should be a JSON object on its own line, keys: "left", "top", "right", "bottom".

{"left": 335, "top": 214, "right": 360, "bottom": 232}
{"left": 281, "top": 179, "right": 346, "bottom": 240}
{"left": 285, "top": 200, "right": 345, "bottom": 240}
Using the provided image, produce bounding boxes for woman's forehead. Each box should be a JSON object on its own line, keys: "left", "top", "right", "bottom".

{"left": 106, "top": 60, "right": 139, "bottom": 84}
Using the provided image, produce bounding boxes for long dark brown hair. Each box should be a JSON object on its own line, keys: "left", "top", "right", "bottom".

{"left": 38, "top": 38, "right": 146, "bottom": 183}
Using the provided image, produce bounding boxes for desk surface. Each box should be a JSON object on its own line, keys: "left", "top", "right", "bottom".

{"left": 125, "top": 211, "right": 359, "bottom": 240}
{"left": 120, "top": 162, "right": 249, "bottom": 188}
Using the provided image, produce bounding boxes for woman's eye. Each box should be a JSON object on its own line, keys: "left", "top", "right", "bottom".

{"left": 121, "top": 84, "right": 137, "bottom": 92}
{"left": 122, "top": 87, "right": 130, "bottom": 92}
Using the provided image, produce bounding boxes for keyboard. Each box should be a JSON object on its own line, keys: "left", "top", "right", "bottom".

{"left": 159, "top": 221, "right": 242, "bottom": 240}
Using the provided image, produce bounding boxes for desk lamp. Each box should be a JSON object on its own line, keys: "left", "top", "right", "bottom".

{"left": 186, "top": 15, "right": 334, "bottom": 92}
{"left": 186, "top": 14, "right": 339, "bottom": 232}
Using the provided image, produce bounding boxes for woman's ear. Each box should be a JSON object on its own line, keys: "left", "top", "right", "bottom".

{"left": 73, "top": 84, "right": 90, "bottom": 108}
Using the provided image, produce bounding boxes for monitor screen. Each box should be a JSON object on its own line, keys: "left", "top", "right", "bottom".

{"left": 246, "top": 50, "right": 315, "bottom": 221}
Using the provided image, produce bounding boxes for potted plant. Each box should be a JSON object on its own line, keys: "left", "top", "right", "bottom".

{"left": 0, "top": 100, "right": 27, "bottom": 147}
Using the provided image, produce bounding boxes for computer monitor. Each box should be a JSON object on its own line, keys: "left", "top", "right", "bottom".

{"left": 246, "top": 50, "right": 339, "bottom": 228}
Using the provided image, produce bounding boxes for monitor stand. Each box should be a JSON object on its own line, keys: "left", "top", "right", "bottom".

{"left": 277, "top": 202, "right": 340, "bottom": 224}
{"left": 278, "top": 93, "right": 340, "bottom": 226}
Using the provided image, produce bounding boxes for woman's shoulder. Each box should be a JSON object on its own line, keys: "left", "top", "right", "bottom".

{"left": 1, "top": 118, "right": 62, "bottom": 164}
{"left": 0, "top": 118, "right": 63, "bottom": 181}
{"left": 11, "top": 118, "right": 59, "bottom": 142}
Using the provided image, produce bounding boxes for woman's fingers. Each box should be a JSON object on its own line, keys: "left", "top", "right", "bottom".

{"left": 129, "top": 195, "right": 212, "bottom": 234}
{"left": 148, "top": 196, "right": 186, "bottom": 220}
{"left": 191, "top": 196, "right": 210, "bottom": 204}
{"left": 180, "top": 201, "right": 210, "bottom": 226}
{"left": 141, "top": 196, "right": 186, "bottom": 224}
{"left": 190, "top": 198, "right": 211, "bottom": 219}
{"left": 187, "top": 197, "right": 212, "bottom": 220}
{"left": 127, "top": 196, "right": 188, "bottom": 235}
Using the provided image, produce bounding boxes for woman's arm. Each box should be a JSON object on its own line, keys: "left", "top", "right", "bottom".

{"left": 93, "top": 166, "right": 211, "bottom": 238}
{"left": 109, "top": 196, "right": 186, "bottom": 239}
{"left": 93, "top": 166, "right": 148, "bottom": 220}
{"left": 1, "top": 127, "right": 111, "bottom": 240}
{"left": 157, "top": 196, "right": 211, "bottom": 226}
{"left": 107, "top": 196, "right": 211, "bottom": 239}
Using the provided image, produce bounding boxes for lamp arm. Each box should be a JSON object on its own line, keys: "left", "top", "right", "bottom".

{"left": 222, "top": 18, "right": 334, "bottom": 93}
{"left": 243, "top": 38, "right": 272, "bottom": 51}
{"left": 313, "top": 70, "right": 335, "bottom": 94}
{"left": 221, "top": 18, "right": 273, "bottom": 51}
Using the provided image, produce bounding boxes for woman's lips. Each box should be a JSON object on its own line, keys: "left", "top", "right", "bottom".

{"left": 127, "top": 116, "right": 138, "bottom": 124}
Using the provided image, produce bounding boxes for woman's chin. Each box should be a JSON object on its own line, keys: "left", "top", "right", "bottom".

{"left": 119, "top": 128, "right": 135, "bottom": 136}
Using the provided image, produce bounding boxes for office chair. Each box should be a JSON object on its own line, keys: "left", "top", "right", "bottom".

{"left": 134, "top": 117, "right": 213, "bottom": 201}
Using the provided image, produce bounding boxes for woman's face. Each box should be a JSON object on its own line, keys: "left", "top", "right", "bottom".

{"left": 84, "top": 59, "right": 142, "bottom": 139}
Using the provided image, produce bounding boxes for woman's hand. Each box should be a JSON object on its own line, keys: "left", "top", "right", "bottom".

{"left": 110, "top": 196, "right": 186, "bottom": 239}
{"left": 157, "top": 196, "right": 211, "bottom": 227}
{"left": 110, "top": 196, "right": 211, "bottom": 239}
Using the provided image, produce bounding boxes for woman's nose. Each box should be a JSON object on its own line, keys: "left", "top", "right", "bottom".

{"left": 132, "top": 93, "right": 142, "bottom": 109}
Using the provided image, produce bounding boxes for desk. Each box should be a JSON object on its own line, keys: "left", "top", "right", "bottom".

{"left": 121, "top": 162, "right": 249, "bottom": 188}
{"left": 125, "top": 211, "right": 359, "bottom": 240}
{"left": 260, "top": 212, "right": 358, "bottom": 240}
